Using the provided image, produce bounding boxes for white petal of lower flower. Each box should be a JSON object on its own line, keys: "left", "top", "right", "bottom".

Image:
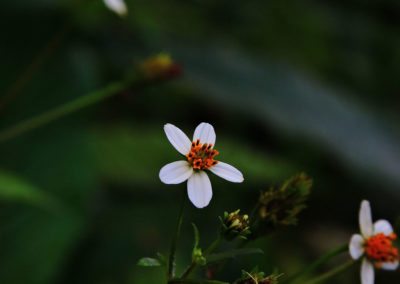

{"left": 349, "top": 234, "right": 365, "bottom": 260}
{"left": 209, "top": 161, "right": 244, "bottom": 183}
{"left": 360, "top": 200, "right": 374, "bottom": 238}
{"left": 104, "top": 0, "right": 128, "bottom": 16}
{"left": 187, "top": 171, "right": 212, "bottom": 209}
{"left": 361, "top": 258, "right": 375, "bottom": 284}
{"left": 373, "top": 219, "right": 394, "bottom": 236}
{"left": 193, "top": 122, "right": 216, "bottom": 146}
{"left": 380, "top": 261, "right": 399, "bottom": 271}
{"left": 164, "top": 124, "right": 192, "bottom": 155}
{"left": 159, "top": 161, "right": 193, "bottom": 184}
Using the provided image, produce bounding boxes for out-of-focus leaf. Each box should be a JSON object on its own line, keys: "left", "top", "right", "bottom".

{"left": 206, "top": 248, "right": 264, "bottom": 263}
{"left": 0, "top": 171, "right": 54, "bottom": 207}
{"left": 137, "top": 257, "right": 162, "bottom": 267}
{"left": 0, "top": 208, "right": 84, "bottom": 284}
{"left": 0, "top": 127, "right": 98, "bottom": 284}
{"left": 176, "top": 46, "right": 400, "bottom": 191}
{"left": 157, "top": 252, "right": 167, "bottom": 266}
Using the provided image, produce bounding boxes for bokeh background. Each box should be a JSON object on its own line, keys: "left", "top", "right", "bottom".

{"left": 0, "top": 0, "right": 400, "bottom": 283}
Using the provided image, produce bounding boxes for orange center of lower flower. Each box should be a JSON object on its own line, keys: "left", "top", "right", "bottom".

{"left": 186, "top": 139, "right": 219, "bottom": 170}
{"left": 365, "top": 233, "right": 399, "bottom": 267}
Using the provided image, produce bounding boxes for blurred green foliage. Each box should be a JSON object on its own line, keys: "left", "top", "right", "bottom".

{"left": 0, "top": 0, "right": 399, "bottom": 283}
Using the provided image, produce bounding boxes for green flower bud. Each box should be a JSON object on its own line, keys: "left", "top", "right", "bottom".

{"left": 220, "top": 209, "right": 251, "bottom": 241}
{"left": 192, "top": 247, "right": 206, "bottom": 266}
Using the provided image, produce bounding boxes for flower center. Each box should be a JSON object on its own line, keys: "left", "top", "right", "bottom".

{"left": 186, "top": 139, "right": 219, "bottom": 170}
{"left": 365, "top": 233, "right": 399, "bottom": 267}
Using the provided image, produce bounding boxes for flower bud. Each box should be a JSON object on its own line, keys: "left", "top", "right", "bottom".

{"left": 252, "top": 173, "right": 312, "bottom": 238}
{"left": 139, "top": 53, "right": 181, "bottom": 80}
{"left": 220, "top": 210, "right": 251, "bottom": 241}
{"left": 192, "top": 247, "right": 206, "bottom": 266}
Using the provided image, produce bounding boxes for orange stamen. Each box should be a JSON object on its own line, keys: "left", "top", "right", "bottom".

{"left": 365, "top": 233, "right": 399, "bottom": 268}
{"left": 186, "top": 140, "right": 219, "bottom": 170}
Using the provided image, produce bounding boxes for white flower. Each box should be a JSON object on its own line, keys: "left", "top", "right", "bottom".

{"left": 104, "top": 0, "right": 128, "bottom": 17}
{"left": 349, "top": 200, "right": 399, "bottom": 284}
{"left": 159, "top": 123, "right": 244, "bottom": 208}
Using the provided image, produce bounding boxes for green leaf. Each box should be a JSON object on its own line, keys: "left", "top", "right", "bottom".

{"left": 156, "top": 252, "right": 167, "bottom": 266}
{"left": 192, "top": 223, "right": 200, "bottom": 249}
{"left": 0, "top": 208, "right": 84, "bottom": 284}
{"left": 206, "top": 248, "right": 264, "bottom": 263}
{"left": 0, "top": 171, "right": 54, "bottom": 207}
{"left": 191, "top": 223, "right": 206, "bottom": 265}
{"left": 137, "top": 257, "right": 162, "bottom": 267}
{"left": 0, "top": 128, "right": 97, "bottom": 284}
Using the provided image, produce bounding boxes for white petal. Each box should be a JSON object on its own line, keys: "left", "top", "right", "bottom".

{"left": 193, "top": 122, "right": 216, "bottom": 146}
{"left": 380, "top": 261, "right": 399, "bottom": 271}
{"left": 104, "top": 0, "right": 128, "bottom": 16}
{"left": 164, "top": 124, "right": 192, "bottom": 155}
{"left": 373, "top": 220, "right": 394, "bottom": 236}
{"left": 360, "top": 200, "right": 374, "bottom": 238}
{"left": 159, "top": 161, "right": 193, "bottom": 184}
{"left": 349, "top": 234, "right": 365, "bottom": 260}
{"left": 209, "top": 161, "right": 244, "bottom": 183}
{"left": 187, "top": 171, "right": 212, "bottom": 209}
{"left": 361, "top": 259, "right": 375, "bottom": 284}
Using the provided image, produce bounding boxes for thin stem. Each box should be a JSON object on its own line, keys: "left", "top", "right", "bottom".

{"left": 204, "top": 236, "right": 222, "bottom": 255}
{"left": 303, "top": 260, "right": 355, "bottom": 284}
{"left": 0, "top": 79, "right": 133, "bottom": 143}
{"left": 0, "top": 23, "right": 71, "bottom": 112}
{"left": 284, "top": 243, "right": 348, "bottom": 284}
{"left": 180, "top": 235, "right": 222, "bottom": 279}
{"left": 168, "top": 279, "right": 228, "bottom": 284}
{"left": 168, "top": 192, "right": 186, "bottom": 281}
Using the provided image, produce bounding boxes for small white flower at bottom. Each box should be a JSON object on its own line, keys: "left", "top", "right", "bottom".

{"left": 104, "top": 0, "right": 128, "bottom": 17}
{"left": 349, "top": 200, "right": 399, "bottom": 284}
{"left": 159, "top": 122, "right": 244, "bottom": 208}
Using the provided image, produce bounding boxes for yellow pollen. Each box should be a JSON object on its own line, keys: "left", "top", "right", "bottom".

{"left": 186, "top": 139, "right": 219, "bottom": 170}
{"left": 365, "top": 233, "right": 399, "bottom": 268}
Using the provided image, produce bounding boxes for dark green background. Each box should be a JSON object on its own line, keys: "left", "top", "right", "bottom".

{"left": 0, "top": 0, "right": 399, "bottom": 283}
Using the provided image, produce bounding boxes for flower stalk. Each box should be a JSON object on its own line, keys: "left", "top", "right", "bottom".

{"left": 0, "top": 22, "right": 71, "bottom": 112}
{"left": 283, "top": 244, "right": 348, "bottom": 284}
{"left": 0, "top": 54, "right": 181, "bottom": 144}
{"left": 304, "top": 260, "right": 355, "bottom": 284}
{"left": 168, "top": 192, "right": 186, "bottom": 280}
{"left": 0, "top": 80, "right": 131, "bottom": 143}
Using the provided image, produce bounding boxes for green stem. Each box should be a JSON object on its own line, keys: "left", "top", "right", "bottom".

{"left": 284, "top": 243, "right": 348, "bottom": 284}
{"left": 303, "top": 260, "right": 355, "bottom": 284}
{"left": 180, "top": 235, "right": 222, "bottom": 279}
{"left": 0, "top": 22, "right": 71, "bottom": 112}
{"left": 169, "top": 279, "right": 229, "bottom": 284}
{"left": 204, "top": 236, "right": 222, "bottom": 255}
{"left": 168, "top": 192, "right": 186, "bottom": 280}
{"left": 0, "top": 79, "right": 133, "bottom": 143}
